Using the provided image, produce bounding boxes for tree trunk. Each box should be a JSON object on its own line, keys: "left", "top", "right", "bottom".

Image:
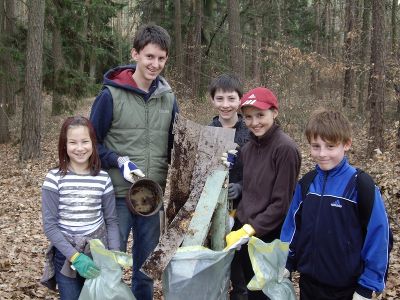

{"left": 19, "top": 0, "right": 45, "bottom": 160}
{"left": 342, "top": 0, "right": 356, "bottom": 108}
{"left": 186, "top": 0, "right": 202, "bottom": 98}
{"left": 251, "top": 13, "right": 262, "bottom": 85}
{"left": 173, "top": 0, "right": 183, "bottom": 77}
{"left": 51, "top": 22, "right": 66, "bottom": 115}
{"left": 2, "top": 0, "right": 17, "bottom": 116}
{"left": 311, "top": 0, "right": 321, "bottom": 99}
{"left": 392, "top": 0, "right": 397, "bottom": 55}
{"left": 78, "top": 0, "right": 90, "bottom": 73}
{"left": 357, "top": 0, "right": 371, "bottom": 114}
{"left": 367, "top": 0, "right": 385, "bottom": 156}
{"left": 228, "top": 0, "right": 243, "bottom": 79}
{"left": 0, "top": 0, "right": 10, "bottom": 144}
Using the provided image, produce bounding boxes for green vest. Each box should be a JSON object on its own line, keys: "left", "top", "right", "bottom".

{"left": 104, "top": 84, "right": 175, "bottom": 198}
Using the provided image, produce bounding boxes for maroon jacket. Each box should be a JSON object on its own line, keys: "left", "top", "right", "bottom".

{"left": 236, "top": 124, "right": 301, "bottom": 238}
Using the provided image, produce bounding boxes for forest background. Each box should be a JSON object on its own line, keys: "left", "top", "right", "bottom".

{"left": 0, "top": 0, "right": 399, "bottom": 299}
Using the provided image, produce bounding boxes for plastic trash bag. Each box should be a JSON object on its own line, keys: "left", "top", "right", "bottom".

{"left": 163, "top": 246, "right": 235, "bottom": 300}
{"left": 78, "top": 239, "right": 136, "bottom": 300}
{"left": 247, "top": 238, "right": 296, "bottom": 300}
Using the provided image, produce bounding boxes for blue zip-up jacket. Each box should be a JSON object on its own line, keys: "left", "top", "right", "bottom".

{"left": 89, "top": 65, "right": 179, "bottom": 169}
{"left": 280, "top": 158, "right": 390, "bottom": 296}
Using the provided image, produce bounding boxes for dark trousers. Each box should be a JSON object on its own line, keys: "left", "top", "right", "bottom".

{"left": 299, "top": 274, "right": 356, "bottom": 300}
{"left": 231, "top": 220, "right": 282, "bottom": 300}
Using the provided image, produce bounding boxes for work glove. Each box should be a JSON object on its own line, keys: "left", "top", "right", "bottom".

{"left": 221, "top": 150, "right": 238, "bottom": 169}
{"left": 118, "top": 156, "right": 145, "bottom": 183}
{"left": 224, "top": 224, "right": 255, "bottom": 251}
{"left": 228, "top": 183, "right": 242, "bottom": 200}
{"left": 352, "top": 292, "right": 371, "bottom": 300}
{"left": 71, "top": 253, "right": 100, "bottom": 279}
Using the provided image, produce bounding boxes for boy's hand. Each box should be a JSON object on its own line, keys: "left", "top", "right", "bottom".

{"left": 221, "top": 150, "right": 238, "bottom": 169}
{"left": 71, "top": 253, "right": 100, "bottom": 279}
{"left": 352, "top": 292, "right": 370, "bottom": 300}
{"left": 118, "top": 156, "right": 145, "bottom": 183}
{"left": 228, "top": 183, "right": 242, "bottom": 200}
{"left": 224, "top": 224, "right": 255, "bottom": 250}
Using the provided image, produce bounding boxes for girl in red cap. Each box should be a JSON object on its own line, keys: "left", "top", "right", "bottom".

{"left": 225, "top": 87, "right": 301, "bottom": 300}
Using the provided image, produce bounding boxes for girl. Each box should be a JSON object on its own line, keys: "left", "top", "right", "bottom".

{"left": 40, "top": 116, "right": 120, "bottom": 300}
{"left": 225, "top": 87, "right": 301, "bottom": 300}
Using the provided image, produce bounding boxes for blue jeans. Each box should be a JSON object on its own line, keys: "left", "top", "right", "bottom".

{"left": 54, "top": 248, "right": 85, "bottom": 300}
{"left": 116, "top": 197, "right": 160, "bottom": 300}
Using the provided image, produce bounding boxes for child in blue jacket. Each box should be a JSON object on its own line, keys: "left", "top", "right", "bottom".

{"left": 280, "top": 108, "right": 390, "bottom": 300}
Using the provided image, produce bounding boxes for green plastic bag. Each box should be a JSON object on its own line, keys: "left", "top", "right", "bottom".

{"left": 78, "top": 239, "right": 136, "bottom": 300}
{"left": 247, "top": 238, "right": 296, "bottom": 300}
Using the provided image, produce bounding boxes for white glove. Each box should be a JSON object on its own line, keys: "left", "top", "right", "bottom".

{"left": 352, "top": 292, "right": 370, "bottom": 300}
{"left": 117, "top": 156, "right": 145, "bottom": 183}
{"left": 221, "top": 149, "right": 238, "bottom": 169}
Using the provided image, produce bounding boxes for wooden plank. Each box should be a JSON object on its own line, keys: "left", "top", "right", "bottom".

{"left": 182, "top": 170, "right": 228, "bottom": 247}
{"left": 140, "top": 116, "right": 237, "bottom": 280}
{"left": 210, "top": 179, "right": 229, "bottom": 251}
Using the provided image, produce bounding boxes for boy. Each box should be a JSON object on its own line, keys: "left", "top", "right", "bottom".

{"left": 225, "top": 87, "right": 301, "bottom": 300}
{"left": 208, "top": 74, "right": 249, "bottom": 300}
{"left": 280, "top": 108, "right": 390, "bottom": 300}
{"left": 89, "top": 24, "right": 178, "bottom": 300}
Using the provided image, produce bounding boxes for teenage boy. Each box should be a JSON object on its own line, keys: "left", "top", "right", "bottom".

{"left": 208, "top": 74, "right": 249, "bottom": 300}
{"left": 280, "top": 108, "right": 390, "bottom": 300}
{"left": 89, "top": 24, "right": 178, "bottom": 300}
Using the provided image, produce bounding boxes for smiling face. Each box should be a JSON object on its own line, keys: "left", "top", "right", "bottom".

{"left": 242, "top": 106, "right": 278, "bottom": 137}
{"left": 66, "top": 125, "right": 93, "bottom": 173}
{"left": 211, "top": 89, "right": 241, "bottom": 124}
{"left": 310, "top": 135, "right": 351, "bottom": 171}
{"left": 131, "top": 43, "right": 168, "bottom": 88}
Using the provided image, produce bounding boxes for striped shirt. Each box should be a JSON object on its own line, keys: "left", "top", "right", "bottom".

{"left": 42, "top": 168, "right": 114, "bottom": 236}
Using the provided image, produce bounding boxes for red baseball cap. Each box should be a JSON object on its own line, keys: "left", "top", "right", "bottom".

{"left": 240, "top": 87, "right": 279, "bottom": 110}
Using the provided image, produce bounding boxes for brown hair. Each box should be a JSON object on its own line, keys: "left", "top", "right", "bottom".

{"left": 58, "top": 116, "right": 101, "bottom": 176}
{"left": 133, "top": 24, "right": 171, "bottom": 56}
{"left": 305, "top": 108, "right": 352, "bottom": 145}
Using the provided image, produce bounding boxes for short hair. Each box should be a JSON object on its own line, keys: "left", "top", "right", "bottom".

{"left": 208, "top": 73, "right": 243, "bottom": 99}
{"left": 133, "top": 24, "right": 171, "bottom": 56}
{"left": 305, "top": 108, "right": 352, "bottom": 145}
{"left": 58, "top": 116, "right": 101, "bottom": 176}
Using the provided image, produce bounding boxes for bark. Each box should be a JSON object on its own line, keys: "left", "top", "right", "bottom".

{"left": 173, "top": 0, "right": 183, "bottom": 77}
{"left": 342, "top": 0, "right": 356, "bottom": 108}
{"left": 3, "top": 0, "right": 18, "bottom": 115}
{"left": 19, "top": 0, "right": 45, "bottom": 160}
{"left": 392, "top": 0, "right": 397, "bottom": 55}
{"left": 251, "top": 13, "right": 262, "bottom": 85}
{"left": 228, "top": 0, "right": 243, "bottom": 79}
{"left": 51, "top": 21, "right": 65, "bottom": 115}
{"left": 186, "top": 0, "right": 202, "bottom": 97}
{"left": 367, "top": 0, "right": 385, "bottom": 156}
{"left": 311, "top": 0, "right": 321, "bottom": 99}
{"left": 0, "top": 0, "right": 9, "bottom": 144}
{"left": 357, "top": 0, "right": 371, "bottom": 114}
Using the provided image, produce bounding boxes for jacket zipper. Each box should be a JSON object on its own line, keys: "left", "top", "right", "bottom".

{"left": 311, "top": 170, "right": 328, "bottom": 277}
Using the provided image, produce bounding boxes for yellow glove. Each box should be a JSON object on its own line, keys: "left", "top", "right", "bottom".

{"left": 224, "top": 224, "right": 255, "bottom": 251}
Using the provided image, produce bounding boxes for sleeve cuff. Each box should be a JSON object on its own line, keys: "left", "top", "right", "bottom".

{"left": 355, "top": 285, "right": 373, "bottom": 299}
{"left": 117, "top": 156, "right": 129, "bottom": 168}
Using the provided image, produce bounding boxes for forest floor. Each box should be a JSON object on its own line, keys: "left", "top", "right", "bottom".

{"left": 0, "top": 95, "right": 399, "bottom": 299}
